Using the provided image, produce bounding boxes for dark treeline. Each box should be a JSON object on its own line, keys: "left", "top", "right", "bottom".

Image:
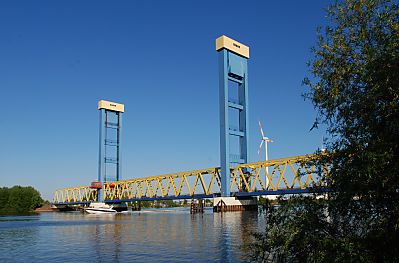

{"left": 0, "top": 186, "right": 43, "bottom": 214}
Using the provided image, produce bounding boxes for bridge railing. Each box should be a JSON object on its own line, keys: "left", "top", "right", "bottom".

{"left": 53, "top": 154, "right": 330, "bottom": 204}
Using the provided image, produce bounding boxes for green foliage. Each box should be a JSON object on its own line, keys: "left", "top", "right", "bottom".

{"left": 250, "top": 0, "right": 399, "bottom": 261}
{"left": 258, "top": 196, "right": 272, "bottom": 207}
{"left": 249, "top": 196, "right": 371, "bottom": 262}
{"left": 162, "top": 200, "right": 179, "bottom": 207}
{"left": 137, "top": 200, "right": 179, "bottom": 208}
{"left": 0, "top": 186, "right": 44, "bottom": 214}
{"left": 139, "top": 201, "right": 153, "bottom": 208}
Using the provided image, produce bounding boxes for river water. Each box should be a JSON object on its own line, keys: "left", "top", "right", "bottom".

{"left": 0, "top": 208, "right": 265, "bottom": 262}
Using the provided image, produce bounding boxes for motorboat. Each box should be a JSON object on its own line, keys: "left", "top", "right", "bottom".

{"left": 84, "top": 202, "right": 117, "bottom": 214}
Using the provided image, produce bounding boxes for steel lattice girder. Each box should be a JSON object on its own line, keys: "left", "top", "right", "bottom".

{"left": 53, "top": 154, "right": 330, "bottom": 204}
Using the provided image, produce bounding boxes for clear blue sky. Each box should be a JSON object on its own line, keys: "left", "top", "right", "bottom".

{"left": 0, "top": 1, "right": 330, "bottom": 200}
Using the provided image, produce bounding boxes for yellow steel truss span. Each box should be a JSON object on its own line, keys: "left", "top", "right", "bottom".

{"left": 53, "top": 154, "right": 329, "bottom": 204}
{"left": 52, "top": 186, "right": 98, "bottom": 204}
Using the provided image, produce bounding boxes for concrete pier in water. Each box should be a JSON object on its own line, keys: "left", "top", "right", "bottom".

{"left": 213, "top": 197, "right": 258, "bottom": 212}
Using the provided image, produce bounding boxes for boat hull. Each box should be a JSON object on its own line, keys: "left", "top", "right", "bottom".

{"left": 84, "top": 202, "right": 117, "bottom": 214}
{"left": 85, "top": 208, "right": 117, "bottom": 214}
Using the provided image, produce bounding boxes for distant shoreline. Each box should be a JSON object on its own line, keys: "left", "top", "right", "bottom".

{"left": 34, "top": 203, "right": 56, "bottom": 212}
{"left": 0, "top": 211, "right": 38, "bottom": 216}
{"left": 0, "top": 204, "right": 56, "bottom": 216}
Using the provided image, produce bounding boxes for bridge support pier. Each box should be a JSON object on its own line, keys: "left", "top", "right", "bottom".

{"left": 213, "top": 197, "right": 257, "bottom": 212}
{"left": 190, "top": 199, "right": 205, "bottom": 214}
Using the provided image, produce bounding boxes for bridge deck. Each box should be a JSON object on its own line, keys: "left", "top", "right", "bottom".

{"left": 53, "top": 154, "right": 329, "bottom": 205}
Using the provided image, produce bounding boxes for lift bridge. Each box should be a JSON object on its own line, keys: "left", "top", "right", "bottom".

{"left": 53, "top": 154, "right": 329, "bottom": 205}
{"left": 53, "top": 36, "right": 330, "bottom": 207}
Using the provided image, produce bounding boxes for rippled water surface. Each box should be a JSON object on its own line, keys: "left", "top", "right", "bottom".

{"left": 0, "top": 208, "right": 265, "bottom": 262}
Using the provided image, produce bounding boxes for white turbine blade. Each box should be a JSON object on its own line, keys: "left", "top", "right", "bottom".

{"left": 258, "top": 120, "right": 265, "bottom": 137}
{"left": 257, "top": 140, "right": 264, "bottom": 155}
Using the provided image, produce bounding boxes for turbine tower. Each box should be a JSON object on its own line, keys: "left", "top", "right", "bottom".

{"left": 258, "top": 120, "right": 273, "bottom": 189}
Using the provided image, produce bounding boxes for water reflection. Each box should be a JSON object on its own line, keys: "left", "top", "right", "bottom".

{"left": 0, "top": 209, "right": 264, "bottom": 262}
{"left": 0, "top": 215, "right": 40, "bottom": 222}
{"left": 213, "top": 211, "right": 262, "bottom": 262}
{"left": 0, "top": 225, "right": 39, "bottom": 262}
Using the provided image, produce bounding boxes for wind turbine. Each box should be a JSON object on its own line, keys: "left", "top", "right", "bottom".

{"left": 258, "top": 120, "right": 273, "bottom": 189}
{"left": 321, "top": 136, "right": 326, "bottom": 152}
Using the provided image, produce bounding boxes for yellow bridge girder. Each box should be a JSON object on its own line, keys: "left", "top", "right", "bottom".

{"left": 53, "top": 186, "right": 98, "bottom": 204}
{"left": 53, "top": 154, "right": 329, "bottom": 204}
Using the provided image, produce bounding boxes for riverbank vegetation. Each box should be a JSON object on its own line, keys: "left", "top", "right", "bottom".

{"left": 0, "top": 186, "right": 44, "bottom": 215}
{"left": 131, "top": 199, "right": 213, "bottom": 209}
{"left": 249, "top": 0, "right": 399, "bottom": 262}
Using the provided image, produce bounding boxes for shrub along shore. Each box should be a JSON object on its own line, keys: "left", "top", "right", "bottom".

{"left": 0, "top": 186, "right": 44, "bottom": 215}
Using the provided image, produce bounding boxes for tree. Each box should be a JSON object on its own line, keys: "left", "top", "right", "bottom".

{"left": 0, "top": 187, "right": 10, "bottom": 210}
{"left": 0, "top": 186, "right": 43, "bottom": 214}
{"left": 249, "top": 0, "right": 399, "bottom": 261}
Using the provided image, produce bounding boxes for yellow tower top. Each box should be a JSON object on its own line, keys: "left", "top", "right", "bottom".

{"left": 216, "top": 35, "right": 249, "bottom": 59}
{"left": 98, "top": 100, "right": 125, "bottom": 112}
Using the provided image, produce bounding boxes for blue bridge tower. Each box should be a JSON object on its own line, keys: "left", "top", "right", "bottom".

{"left": 216, "top": 36, "right": 250, "bottom": 197}
{"left": 97, "top": 100, "right": 124, "bottom": 201}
